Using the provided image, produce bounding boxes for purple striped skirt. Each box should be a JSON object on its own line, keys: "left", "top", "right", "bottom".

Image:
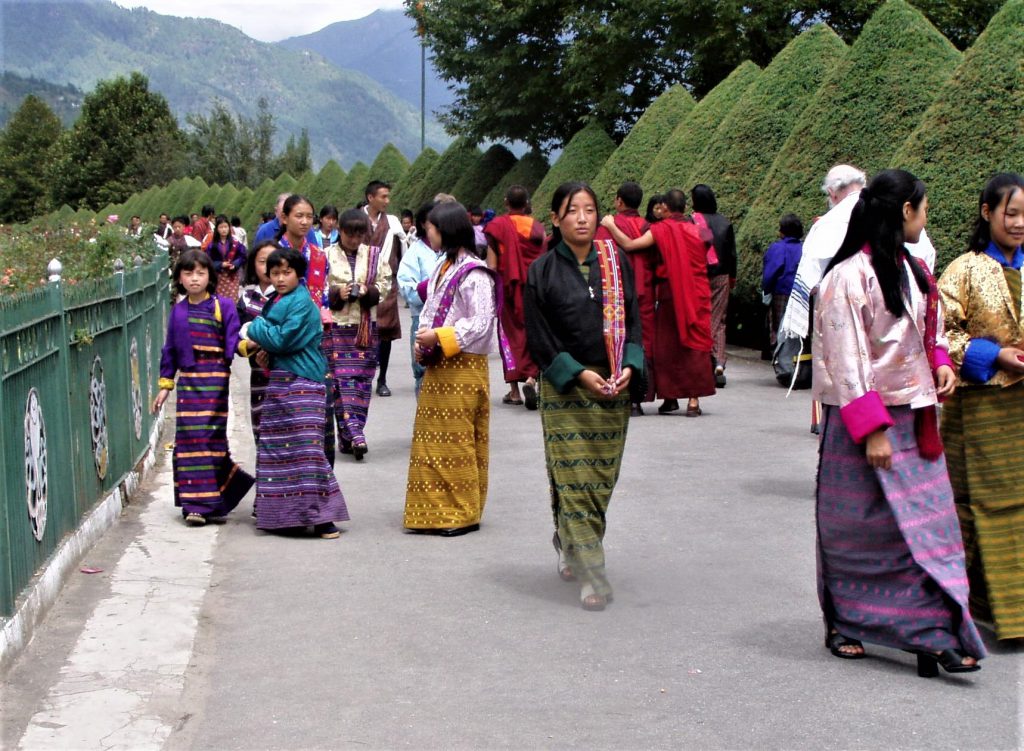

{"left": 173, "top": 355, "right": 253, "bottom": 516}
{"left": 816, "top": 404, "right": 985, "bottom": 658}
{"left": 324, "top": 323, "right": 378, "bottom": 445}
{"left": 255, "top": 370, "right": 348, "bottom": 530}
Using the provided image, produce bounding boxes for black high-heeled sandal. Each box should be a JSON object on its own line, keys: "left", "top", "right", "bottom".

{"left": 826, "top": 631, "right": 866, "bottom": 660}
{"left": 913, "top": 649, "right": 981, "bottom": 678}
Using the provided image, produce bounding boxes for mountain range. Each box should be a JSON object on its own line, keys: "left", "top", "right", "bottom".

{"left": 278, "top": 9, "right": 453, "bottom": 116}
{"left": 0, "top": 0, "right": 450, "bottom": 168}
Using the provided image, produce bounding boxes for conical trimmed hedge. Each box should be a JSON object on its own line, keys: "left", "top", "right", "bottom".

{"left": 533, "top": 122, "right": 616, "bottom": 222}
{"left": 738, "top": 0, "right": 961, "bottom": 295}
{"left": 452, "top": 144, "right": 518, "bottom": 207}
{"left": 308, "top": 160, "right": 347, "bottom": 210}
{"left": 482, "top": 149, "right": 550, "bottom": 210}
{"left": 341, "top": 162, "right": 370, "bottom": 209}
{"left": 593, "top": 85, "right": 696, "bottom": 211}
{"left": 391, "top": 147, "right": 440, "bottom": 213}
{"left": 689, "top": 25, "right": 847, "bottom": 227}
{"left": 643, "top": 61, "right": 761, "bottom": 195}
{"left": 415, "top": 138, "right": 483, "bottom": 209}
{"left": 893, "top": 0, "right": 1024, "bottom": 269}
{"left": 366, "top": 143, "right": 411, "bottom": 188}
{"left": 293, "top": 170, "right": 316, "bottom": 199}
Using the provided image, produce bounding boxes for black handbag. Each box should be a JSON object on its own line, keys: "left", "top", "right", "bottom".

{"left": 773, "top": 335, "right": 812, "bottom": 389}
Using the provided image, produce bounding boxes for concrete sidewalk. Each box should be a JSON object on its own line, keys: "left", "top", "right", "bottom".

{"left": 3, "top": 312, "right": 1021, "bottom": 750}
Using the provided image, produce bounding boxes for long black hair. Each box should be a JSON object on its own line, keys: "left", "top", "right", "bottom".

{"left": 968, "top": 172, "right": 1024, "bottom": 252}
{"left": 275, "top": 194, "right": 315, "bottom": 242}
{"left": 823, "top": 169, "right": 929, "bottom": 317}
{"left": 426, "top": 201, "right": 475, "bottom": 261}
{"left": 549, "top": 181, "right": 599, "bottom": 248}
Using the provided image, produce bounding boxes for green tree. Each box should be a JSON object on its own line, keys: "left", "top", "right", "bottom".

{"left": 592, "top": 85, "right": 696, "bottom": 211}
{"left": 409, "top": 0, "right": 1000, "bottom": 150}
{"left": 391, "top": 148, "right": 440, "bottom": 212}
{"left": 893, "top": 0, "right": 1024, "bottom": 270}
{"left": 688, "top": 25, "right": 847, "bottom": 224}
{"left": 482, "top": 149, "right": 550, "bottom": 210}
{"left": 738, "top": 0, "right": 961, "bottom": 296}
{"left": 452, "top": 144, "right": 518, "bottom": 206}
{"left": 342, "top": 162, "right": 371, "bottom": 209}
{"left": 532, "top": 122, "right": 616, "bottom": 225}
{"left": 309, "top": 160, "right": 348, "bottom": 210}
{"left": 0, "top": 95, "right": 64, "bottom": 222}
{"left": 643, "top": 62, "right": 761, "bottom": 194}
{"left": 272, "top": 130, "right": 312, "bottom": 178}
{"left": 366, "top": 143, "right": 412, "bottom": 187}
{"left": 49, "top": 72, "right": 185, "bottom": 210}
{"left": 415, "top": 138, "right": 482, "bottom": 208}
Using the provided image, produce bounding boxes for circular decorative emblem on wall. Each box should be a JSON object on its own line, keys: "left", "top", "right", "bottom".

{"left": 90, "top": 356, "right": 109, "bottom": 480}
{"left": 130, "top": 337, "right": 143, "bottom": 440}
{"left": 145, "top": 324, "right": 153, "bottom": 403}
{"left": 24, "top": 388, "right": 48, "bottom": 542}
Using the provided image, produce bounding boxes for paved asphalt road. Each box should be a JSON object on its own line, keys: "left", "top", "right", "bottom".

{"left": 3, "top": 307, "right": 1021, "bottom": 750}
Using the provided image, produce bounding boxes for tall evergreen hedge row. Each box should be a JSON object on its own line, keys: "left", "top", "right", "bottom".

{"left": 593, "top": 85, "right": 696, "bottom": 211}
{"left": 643, "top": 61, "right": 761, "bottom": 194}
{"left": 893, "top": 0, "right": 1024, "bottom": 268}
{"left": 452, "top": 144, "right": 518, "bottom": 206}
{"left": 341, "top": 162, "right": 370, "bottom": 209}
{"left": 391, "top": 147, "right": 440, "bottom": 212}
{"left": 482, "top": 149, "right": 550, "bottom": 210}
{"left": 689, "top": 25, "right": 847, "bottom": 228}
{"left": 533, "top": 122, "right": 616, "bottom": 223}
{"left": 413, "top": 138, "right": 483, "bottom": 210}
{"left": 308, "top": 160, "right": 346, "bottom": 211}
{"left": 366, "top": 143, "right": 411, "bottom": 188}
{"left": 737, "top": 0, "right": 961, "bottom": 295}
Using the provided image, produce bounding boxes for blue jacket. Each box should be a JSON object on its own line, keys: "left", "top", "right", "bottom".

{"left": 246, "top": 283, "right": 326, "bottom": 383}
{"left": 762, "top": 237, "right": 803, "bottom": 296}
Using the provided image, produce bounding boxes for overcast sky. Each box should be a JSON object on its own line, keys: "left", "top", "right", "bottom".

{"left": 112, "top": 1, "right": 405, "bottom": 42}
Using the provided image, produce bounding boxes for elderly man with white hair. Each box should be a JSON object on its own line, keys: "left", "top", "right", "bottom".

{"left": 775, "top": 164, "right": 936, "bottom": 429}
{"left": 779, "top": 164, "right": 936, "bottom": 343}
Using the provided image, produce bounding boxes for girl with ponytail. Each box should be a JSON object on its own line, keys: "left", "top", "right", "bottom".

{"left": 813, "top": 169, "right": 985, "bottom": 676}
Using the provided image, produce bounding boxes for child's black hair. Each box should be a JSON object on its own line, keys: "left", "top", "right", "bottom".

{"left": 779, "top": 213, "right": 804, "bottom": 240}
{"left": 244, "top": 241, "right": 281, "bottom": 285}
{"left": 338, "top": 208, "right": 370, "bottom": 236}
{"left": 968, "top": 172, "right": 1024, "bottom": 252}
{"left": 174, "top": 249, "right": 218, "bottom": 295}
{"left": 266, "top": 246, "right": 307, "bottom": 280}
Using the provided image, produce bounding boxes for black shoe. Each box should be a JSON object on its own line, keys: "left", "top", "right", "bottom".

{"left": 439, "top": 524, "right": 480, "bottom": 537}
{"left": 630, "top": 404, "right": 644, "bottom": 417}
{"left": 314, "top": 522, "right": 340, "bottom": 539}
{"left": 522, "top": 382, "right": 538, "bottom": 411}
{"left": 376, "top": 382, "right": 392, "bottom": 397}
{"left": 715, "top": 367, "right": 727, "bottom": 388}
{"left": 657, "top": 399, "right": 679, "bottom": 414}
{"left": 826, "top": 631, "right": 866, "bottom": 660}
{"left": 352, "top": 441, "right": 367, "bottom": 461}
{"left": 912, "top": 649, "right": 981, "bottom": 677}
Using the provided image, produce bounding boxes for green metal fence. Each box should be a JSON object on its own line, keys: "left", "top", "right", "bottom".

{"left": 0, "top": 258, "right": 168, "bottom": 616}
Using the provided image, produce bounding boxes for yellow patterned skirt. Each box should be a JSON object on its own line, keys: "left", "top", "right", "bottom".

{"left": 942, "top": 382, "right": 1024, "bottom": 639}
{"left": 403, "top": 352, "right": 490, "bottom": 530}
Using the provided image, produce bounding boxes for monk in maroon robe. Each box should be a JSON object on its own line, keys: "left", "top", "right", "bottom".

{"left": 600, "top": 188, "right": 714, "bottom": 417}
{"left": 596, "top": 181, "right": 654, "bottom": 412}
{"left": 485, "top": 185, "right": 547, "bottom": 408}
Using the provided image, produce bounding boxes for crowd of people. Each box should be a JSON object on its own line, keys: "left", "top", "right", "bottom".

{"left": 147, "top": 166, "right": 1023, "bottom": 677}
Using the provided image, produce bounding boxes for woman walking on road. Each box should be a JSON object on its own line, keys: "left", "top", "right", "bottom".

{"left": 813, "top": 169, "right": 984, "bottom": 677}
{"left": 938, "top": 172, "right": 1024, "bottom": 641}
{"left": 525, "top": 182, "right": 644, "bottom": 611}
{"left": 403, "top": 202, "right": 506, "bottom": 536}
